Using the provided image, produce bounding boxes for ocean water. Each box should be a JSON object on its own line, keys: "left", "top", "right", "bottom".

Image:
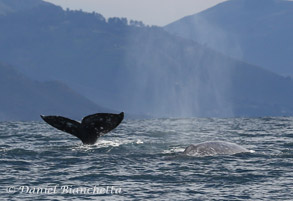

{"left": 0, "top": 117, "right": 293, "bottom": 200}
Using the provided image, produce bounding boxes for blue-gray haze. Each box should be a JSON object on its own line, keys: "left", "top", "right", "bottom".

{"left": 165, "top": 0, "right": 293, "bottom": 76}
{"left": 0, "top": 0, "right": 293, "bottom": 120}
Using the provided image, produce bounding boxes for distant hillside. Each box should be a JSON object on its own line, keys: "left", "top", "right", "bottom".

{"left": 0, "top": 0, "right": 48, "bottom": 15}
{"left": 0, "top": 63, "right": 109, "bottom": 121}
{"left": 165, "top": 0, "right": 293, "bottom": 76}
{"left": 1, "top": 0, "right": 293, "bottom": 117}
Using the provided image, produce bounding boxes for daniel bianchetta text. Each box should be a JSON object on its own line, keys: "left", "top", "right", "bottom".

{"left": 6, "top": 185, "right": 122, "bottom": 195}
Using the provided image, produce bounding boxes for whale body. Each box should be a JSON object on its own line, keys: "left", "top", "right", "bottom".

{"left": 41, "top": 112, "right": 124, "bottom": 145}
{"left": 183, "top": 141, "right": 250, "bottom": 157}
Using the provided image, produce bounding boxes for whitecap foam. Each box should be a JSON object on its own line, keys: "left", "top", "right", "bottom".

{"left": 162, "top": 147, "right": 185, "bottom": 154}
{"left": 95, "top": 139, "right": 122, "bottom": 148}
{"left": 136, "top": 139, "right": 144, "bottom": 144}
{"left": 72, "top": 139, "right": 145, "bottom": 151}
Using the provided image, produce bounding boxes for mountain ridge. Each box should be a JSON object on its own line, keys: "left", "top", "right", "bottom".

{"left": 0, "top": 0, "right": 51, "bottom": 15}
{"left": 1, "top": 0, "right": 293, "bottom": 118}
{"left": 0, "top": 62, "right": 112, "bottom": 121}
{"left": 165, "top": 0, "right": 293, "bottom": 76}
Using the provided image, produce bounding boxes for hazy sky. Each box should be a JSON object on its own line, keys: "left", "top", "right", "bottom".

{"left": 44, "top": 0, "right": 227, "bottom": 26}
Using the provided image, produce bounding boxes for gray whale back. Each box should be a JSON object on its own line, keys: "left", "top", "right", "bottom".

{"left": 183, "top": 141, "right": 250, "bottom": 156}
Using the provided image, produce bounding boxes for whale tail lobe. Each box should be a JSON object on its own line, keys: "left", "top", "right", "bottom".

{"left": 41, "top": 112, "right": 124, "bottom": 144}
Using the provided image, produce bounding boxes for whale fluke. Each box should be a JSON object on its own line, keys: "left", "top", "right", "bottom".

{"left": 41, "top": 112, "right": 124, "bottom": 144}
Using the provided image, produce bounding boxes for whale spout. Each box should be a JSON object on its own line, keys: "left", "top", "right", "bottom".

{"left": 41, "top": 112, "right": 124, "bottom": 144}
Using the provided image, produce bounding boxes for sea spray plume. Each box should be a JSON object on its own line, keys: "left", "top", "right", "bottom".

{"left": 165, "top": 14, "right": 243, "bottom": 60}
{"left": 165, "top": 0, "right": 293, "bottom": 76}
{"left": 123, "top": 26, "right": 234, "bottom": 117}
{"left": 41, "top": 112, "right": 124, "bottom": 144}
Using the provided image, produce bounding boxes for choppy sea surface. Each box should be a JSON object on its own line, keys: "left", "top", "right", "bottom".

{"left": 0, "top": 117, "right": 293, "bottom": 200}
